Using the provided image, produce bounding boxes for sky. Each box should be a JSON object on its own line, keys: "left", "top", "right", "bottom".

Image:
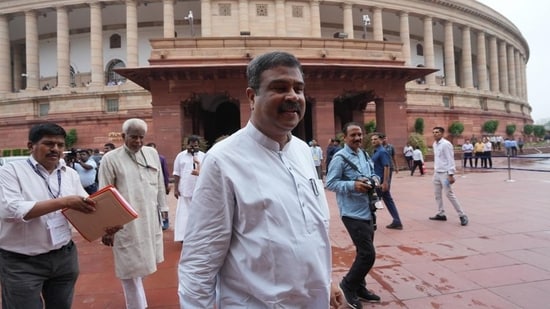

{"left": 478, "top": 0, "right": 550, "bottom": 123}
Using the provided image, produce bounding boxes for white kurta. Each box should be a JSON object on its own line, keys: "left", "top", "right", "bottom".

{"left": 172, "top": 150, "right": 205, "bottom": 242}
{"left": 98, "top": 145, "right": 167, "bottom": 279}
{"left": 178, "top": 122, "right": 332, "bottom": 308}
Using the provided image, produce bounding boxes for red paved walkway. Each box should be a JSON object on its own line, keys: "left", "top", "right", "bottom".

{"left": 3, "top": 157, "right": 550, "bottom": 308}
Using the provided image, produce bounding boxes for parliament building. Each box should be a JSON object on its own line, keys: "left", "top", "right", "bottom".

{"left": 0, "top": 0, "right": 531, "bottom": 167}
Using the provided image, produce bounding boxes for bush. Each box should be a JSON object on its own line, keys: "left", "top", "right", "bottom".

{"left": 408, "top": 133, "right": 427, "bottom": 155}
{"left": 448, "top": 121, "right": 464, "bottom": 137}
{"left": 66, "top": 129, "right": 78, "bottom": 148}
{"left": 2, "top": 149, "right": 11, "bottom": 157}
{"left": 523, "top": 124, "right": 534, "bottom": 136}
{"left": 364, "top": 120, "right": 376, "bottom": 134}
{"left": 533, "top": 125, "right": 546, "bottom": 139}
{"left": 505, "top": 124, "right": 516, "bottom": 136}
{"left": 482, "top": 120, "right": 499, "bottom": 134}
{"left": 414, "top": 118, "right": 424, "bottom": 134}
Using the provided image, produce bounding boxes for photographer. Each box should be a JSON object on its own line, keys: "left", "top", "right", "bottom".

{"left": 326, "top": 122, "right": 381, "bottom": 308}
{"left": 73, "top": 149, "right": 98, "bottom": 194}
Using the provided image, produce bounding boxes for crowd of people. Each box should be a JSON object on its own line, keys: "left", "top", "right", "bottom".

{"left": 1, "top": 51, "right": 476, "bottom": 309}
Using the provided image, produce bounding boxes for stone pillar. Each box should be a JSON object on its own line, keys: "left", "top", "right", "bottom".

{"left": 443, "top": 21, "right": 456, "bottom": 86}
{"left": 461, "top": 26, "right": 473, "bottom": 89}
{"left": 399, "top": 12, "right": 411, "bottom": 65}
{"left": 0, "top": 15, "right": 11, "bottom": 93}
{"left": 310, "top": 0, "right": 321, "bottom": 37}
{"left": 488, "top": 35, "right": 499, "bottom": 92}
{"left": 423, "top": 16, "right": 436, "bottom": 85}
{"left": 343, "top": 3, "right": 353, "bottom": 39}
{"left": 163, "top": 0, "right": 175, "bottom": 38}
{"left": 507, "top": 45, "right": 516, "bottom": 96}
{"left": 372, "top": 7, "right": 383, "bottom": 41}
{"left": 126, "top": 0, "right": 138, "bottom": 67}
{"left": 275, "top": 0, "right": 286, "bottom": 36}
{"left": 25, "top": 10, "right": 39, "bottom": 91}
{"left": 238, "top": 0, "right": 249, "bottom": 34}
{"left": 520, "top": 56, "right": 528, "bottom": 99}
{"left": 498, "top": 41, "right": 508, "bottom": 94}
{"left": 56, "top": 6, "right": 70, "bottom": 89}
{"left": 514, "top": 50, "right": 522, "bottom": 98}
{"left": 202, "top": 0, "right": 212, "bottom": 36}
{"left": 477, "top": 31, "right": 488, "bottom": 91}
{"left": 90, "top": 2, "right": 104, "bottom": 86}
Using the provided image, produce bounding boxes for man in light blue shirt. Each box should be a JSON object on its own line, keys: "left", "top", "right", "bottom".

{"left": 326, "top": 122, "right": 381, "bottom": 308}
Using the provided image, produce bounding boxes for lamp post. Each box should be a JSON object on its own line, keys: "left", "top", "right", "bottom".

{"left": 362, "top": 14, "right": 371, "bottom": 39}
{"left": 184, "top": 10, "right": 194, "bottom": 36}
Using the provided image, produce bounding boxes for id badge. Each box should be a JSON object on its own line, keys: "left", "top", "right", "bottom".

{"left": 46, "top": 215, "right": 71, "bottom": 246}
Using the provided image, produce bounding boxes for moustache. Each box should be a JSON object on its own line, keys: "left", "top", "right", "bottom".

{"left": 278, "top": 101, "right": 301, "bottom": 115}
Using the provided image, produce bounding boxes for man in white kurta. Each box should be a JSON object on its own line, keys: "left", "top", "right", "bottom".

{"left": 98, "top": 118, "right": 167, "bottom": 309}
{"left": 172, "top": 136, "right": 205, "bottom": 242}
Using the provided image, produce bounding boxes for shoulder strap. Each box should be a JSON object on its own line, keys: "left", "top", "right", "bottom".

{"left": 335, "top": 150, "right": 373, "bottom": 176}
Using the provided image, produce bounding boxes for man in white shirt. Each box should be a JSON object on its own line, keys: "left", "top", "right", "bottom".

{"left": 310, "top": 139, "right": 323, "bottom": 179}
{"left": 0, "top": 122, "right": 96, "bottom": 309}
{"left": 172, "top": 135, "right": 205, "bottom": 242}
{"left": 178, "top": 51, "right": 344, "bottom": 308}
{"left": 73, "top": 149, "right": 98, "bottom": 194}
{"left": 429, "top": 126, "right": 468, "bottom": 226}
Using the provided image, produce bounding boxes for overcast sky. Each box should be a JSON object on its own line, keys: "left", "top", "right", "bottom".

{"left": 477, "top": 0, "right": 550, "bottom": 123}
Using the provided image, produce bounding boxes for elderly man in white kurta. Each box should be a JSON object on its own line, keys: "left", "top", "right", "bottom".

{"left": 98, "top": 118, "right": 167, "bottom": 309}
{"left": 172, "top": 135, "right": 205, "bottom": 242}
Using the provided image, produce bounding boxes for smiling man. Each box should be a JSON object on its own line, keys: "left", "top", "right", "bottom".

{"left": 0, "top": 122, "right": 96, "bottom": 309}
{"left": 178, "top": 51, "right": 344, "bottom": 308}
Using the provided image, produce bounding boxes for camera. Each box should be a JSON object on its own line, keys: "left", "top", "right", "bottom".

{"left": 358, "top": 175, "right": 381, "bottom": 230}
{"left": 63, "top": 148, "right": 78, "bottom": 164}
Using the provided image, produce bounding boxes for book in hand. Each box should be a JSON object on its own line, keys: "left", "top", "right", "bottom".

{"left": 63, "top": 185, "right": 138, "bottom": 242}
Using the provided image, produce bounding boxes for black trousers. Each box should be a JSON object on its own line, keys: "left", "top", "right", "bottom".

{"left": 341, "top": 216, "right": 376, "bottom": 290}
{"left": 0, "top": 241, "right": 79, "bottom": 309}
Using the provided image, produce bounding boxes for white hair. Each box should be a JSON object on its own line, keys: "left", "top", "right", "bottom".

{"left": 122, "top": 118, "right": 148, "bottom": 134}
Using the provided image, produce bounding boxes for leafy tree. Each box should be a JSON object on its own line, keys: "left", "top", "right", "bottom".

{"left": 448, "top": 121, "right": 464, "bottom": 137}
{"left": 482, "top": 120, "right": 499, "bottom": 134}
{"left": 533, "top": 125, "right": 546, "bottom": 139}
{"left": 523, "top": 124, "right": 534, "bottom": 136}
{"left": 505, "top": 124, "right": 516, "bottom": 136}
{"left": 414, "top": 118, "right": 424, "bottom": 134}
{"left": 65, "top": 129, "right": 78, "bottom": 148}
{"left": 364, "top": 120, "right": 376, "bottom": 134}
{"left": 407, "top": 133, "right": 427, "bottom": 155}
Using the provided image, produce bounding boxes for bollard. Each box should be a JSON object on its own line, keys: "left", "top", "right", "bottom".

{"left": 505, "top": 154, "right": 515, "bottom": 182}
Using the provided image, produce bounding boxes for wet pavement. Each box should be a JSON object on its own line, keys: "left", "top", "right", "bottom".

{"left": 3, "top": 157, "right": 549, "bottom": 308}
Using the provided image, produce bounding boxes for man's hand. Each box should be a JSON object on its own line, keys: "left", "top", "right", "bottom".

{"left": 70, "top": 196, "right": 97, "bottom": 213}
{"left": 330, "top": 283, "right": 346, "bottom": 309}
{"left": 101, "top": 225, "right": 123, "bottom": 246}
{"left": 354, "top": 180, "right": 371, "bottom": 193}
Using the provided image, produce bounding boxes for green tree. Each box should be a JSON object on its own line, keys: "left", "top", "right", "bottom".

{"left": 505, "top": 124, "right": 516, "bottom": 136}
{"left": 448, "top": 121, "right": 464, "bottom": 137}
{"left": 533, "top": 125, "right": 546, "bottom": 139}
{"left": 407, "top": 133, "right": 427, "bottom": 155}
{"left": 523, "top": 124, "right": 534, "bottom": 136}
{"left": 364, "top": 120, "right": 376, "bottom": 134}
{"left": 482, "top": 120, "right": 499, "bottom": 134}
{"left": 414, "top": 118, "right": 424, "bottom": 134}
{"left": 65, "top": 129, "right": 78, "bottom": 148}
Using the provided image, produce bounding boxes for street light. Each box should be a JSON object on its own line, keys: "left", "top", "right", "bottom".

{"left": 362, "top": 14, "right": 371, "bottom": 39}
{"left": 184, "top": 10, "right": 195, "bottom": 36}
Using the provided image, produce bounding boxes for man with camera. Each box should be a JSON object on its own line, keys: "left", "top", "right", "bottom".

{"left": 326, "top": 122, "right": 381, "bottom": 308}
{"left": 172, "top": 135, "right": 204, "bottom": 243}
{"left": 73, "top": 148, "right": 98, "bottom": 194}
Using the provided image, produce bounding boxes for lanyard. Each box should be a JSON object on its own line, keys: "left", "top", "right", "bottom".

{"left": 126, "top": 149, "right": 151, "bottom": 169}
{"left": 27, "top": 159, "right": 62, "bottom": 199}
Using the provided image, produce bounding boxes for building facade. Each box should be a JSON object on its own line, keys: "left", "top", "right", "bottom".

{"left": 0, "top": 0, "right": 531, "bottom": 168}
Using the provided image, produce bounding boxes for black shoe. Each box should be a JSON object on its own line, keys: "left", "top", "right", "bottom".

{"left": 386, "top": 222, "right": 403, "bottom": 230}
{"left": 339, "top": 281, "right": 362, "bottom": 309}
{"left": 429, "top": 214, "right": 447, "bottom": 221}
{"left": 356, "top": 288, "right": 381, "bottom": 303}
{"left": 460, "top": 215, "right": 469, "bottom": 226}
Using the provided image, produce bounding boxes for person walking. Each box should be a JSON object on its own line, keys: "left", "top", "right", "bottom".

{"left": 98, "top": 118, "right": 168, "bottom": 309}
{"left": 326, "top": 122, "right": 381, "bottom": 308}
{"left": 371, "top": 132, "right": 403, "bottom": 230}
{"left": 177, "top": 51, "right": 344, "bottom": 309}
{"left": 172, "top": 135, "right": 204, "bottom": 242}
{"left": 429, "top": 126, "right": 468, "bottom": 226}
{"left": 461, "top": 139, "right": 473, "bottom": 168}
{"left": 310, "top": 139, "right": 323, "bottom": 179}
{"left": 0, "top": 122, "right": 96, "bottom": 309}
{"left": 410, "top": 145, "right": 424, "bottom": 176}
{"left": 403, "top": 143, "right": 414, "bottom": 170}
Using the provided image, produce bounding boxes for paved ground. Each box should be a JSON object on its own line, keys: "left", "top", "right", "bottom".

{"left": 3, "top": 156, "right": 549, "bottom": 308}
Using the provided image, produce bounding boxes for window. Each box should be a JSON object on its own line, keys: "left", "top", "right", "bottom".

{"left": 416, "top": 43, "right": 424, "bottom": 56}
{"left": 105, "top": 98, "right": 119, "bottom": 113}
{"left": 109, "top": 34, "right": 121, "bottom": 49}
{"left": 105, "top": 59, "right": 126, "bottom": 85}
{"left": 219, "top": 3, "right": 231, "bottom": 16}
{"left": 70, "top": 65, "right": 76, "bottom": 87}
{"left": 292, "top": 5, "right": 303, "bottom": 18}
{"left": 443, "top": 95, "right": 453, "bottom": 109}
{"left": 479, "top": 98, "right": 488, "bottom": 111}
{"left": 38, "top": 102, "right": 49, "bottom": 117}
{"left": 505, "top": 102, "right": 511, "bottom": 113}
{"left": 256, "top": 4, "right": 268, "bottom": 16}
